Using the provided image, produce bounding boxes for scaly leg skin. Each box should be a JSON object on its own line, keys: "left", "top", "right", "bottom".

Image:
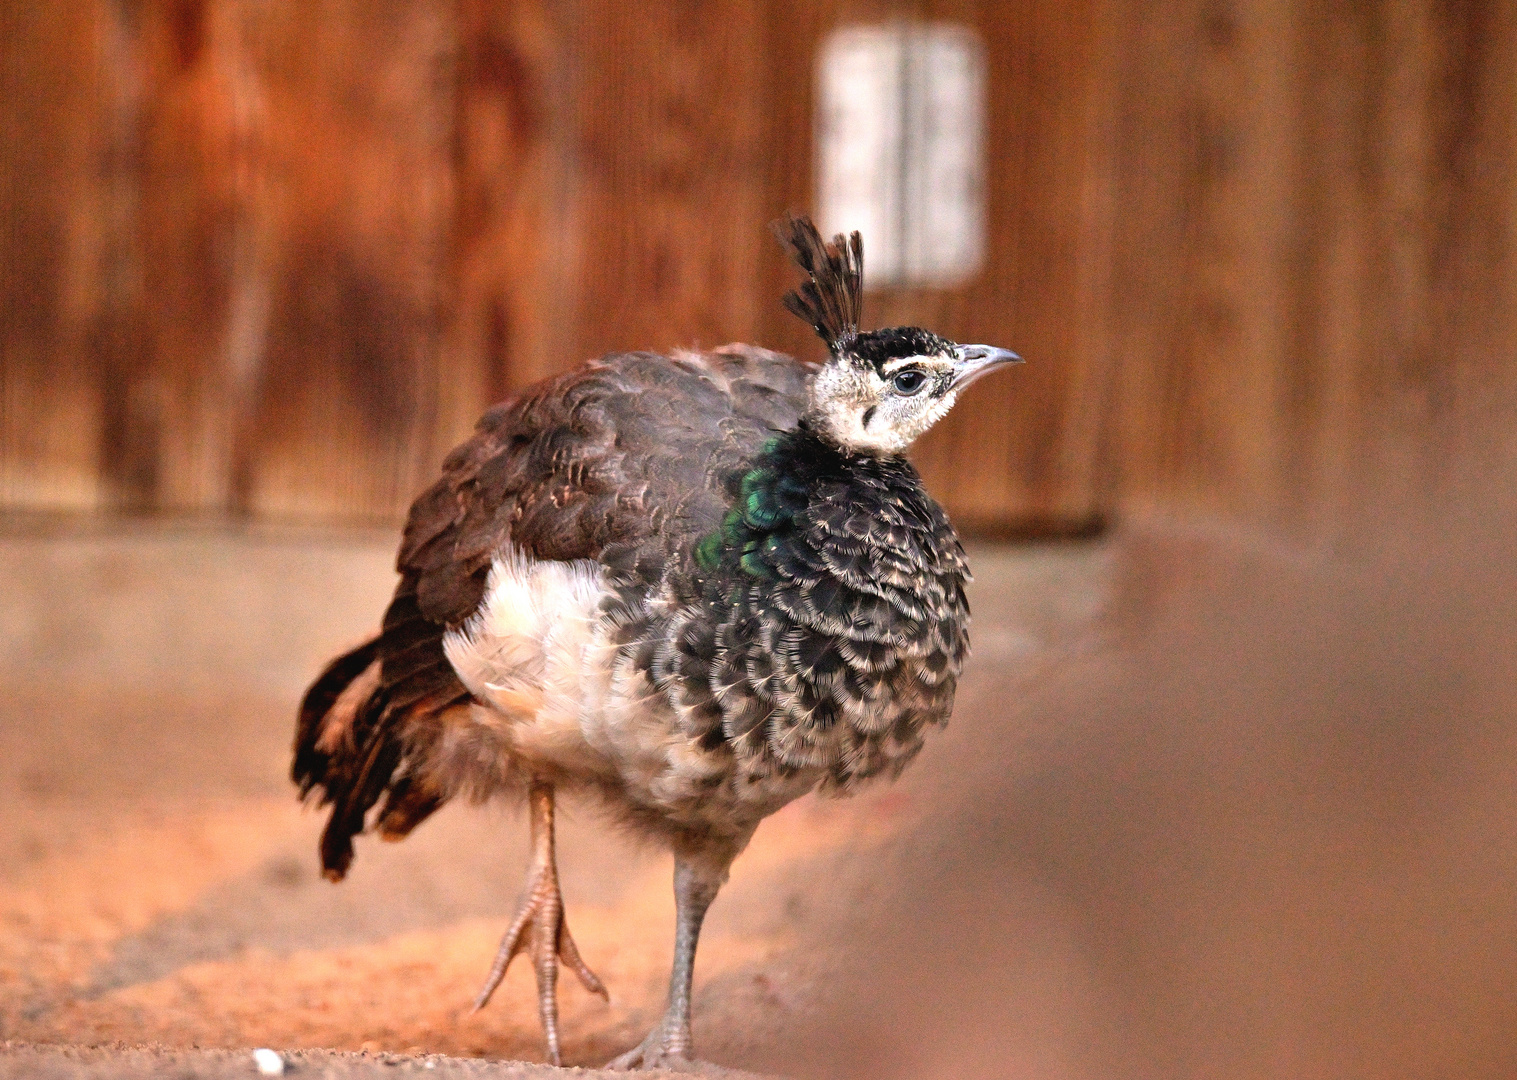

{"left": 607, "top": 852, "right": 728, "bottom": 1070}
{"left": 473, "top": 778, "right": 607, "bottom": 1066}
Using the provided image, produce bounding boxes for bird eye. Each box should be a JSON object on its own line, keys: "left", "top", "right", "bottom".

{"left": 892, "top": 369, "right": 928, "bottom": 395}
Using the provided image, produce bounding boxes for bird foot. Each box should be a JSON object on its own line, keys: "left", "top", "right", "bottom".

{"left": 605, "top": 1016, "right": 692, "bottom": 1070}
{"left": 472, "top": 857, "right": 607, "bottom": 1066}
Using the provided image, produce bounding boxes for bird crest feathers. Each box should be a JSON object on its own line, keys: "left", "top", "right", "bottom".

{"left": 774, "top": 214, "right": 863, "bottom": 353}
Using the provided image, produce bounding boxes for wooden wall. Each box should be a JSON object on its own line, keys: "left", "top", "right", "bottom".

{"left": 2, "top": 0, "right": 1513, "bottom": 534}
{"left": 1105, "top": 0, "right": 1517, "bottom": 530}
{"left": 0, "top": 0, "right": 462, "bottom": 520}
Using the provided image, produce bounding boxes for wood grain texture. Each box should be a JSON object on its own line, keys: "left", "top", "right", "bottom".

{"left": 236, "top": 0, "right": 456, "bottom": 521}
{"left": 1105, "top": 0, "right": 1517, "bottom": 531}
{"left": 561, "top": 0, "right": 771, "bottom": 360}
{"left": 5, "top": 0, "right": 1512, "bottom": 533}
{"left": 0, "top": 1, "right": 113, "bottom": 511}
{"left": 438, "top": 0, "right": 573, "bottom": 435}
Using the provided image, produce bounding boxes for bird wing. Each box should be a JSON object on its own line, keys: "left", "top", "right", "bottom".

{"left": 398, "top": 344, "right": 811, "bottom": 623}
{"left": 295, "top": 344, "right": 810, "bottom": 877}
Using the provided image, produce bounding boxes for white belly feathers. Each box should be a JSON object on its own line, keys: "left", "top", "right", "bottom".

{"left": 439, "top": 547, "right": 817, "bottom": 835}
{"left": 443, "top": 548, "right": 609, "bottom": 774}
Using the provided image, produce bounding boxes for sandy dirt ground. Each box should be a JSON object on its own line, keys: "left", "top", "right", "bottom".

{"left": 5, "top": 508, "right": 1517, "bottom": 1079}
{"left": 0, "top": 1041, "right": 765, "bottom": 1079}
{"left": 0, "top": 521, "right": 1106, "bottom": 1077}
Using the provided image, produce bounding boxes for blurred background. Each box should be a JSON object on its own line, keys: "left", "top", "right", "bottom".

{"left": 4, "top": 1, "right": 1517, "bottom": 1078}
{"left": 9, "top": 0, "right": 1514, "bottom": 534}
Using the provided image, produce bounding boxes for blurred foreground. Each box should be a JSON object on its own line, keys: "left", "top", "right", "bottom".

{"left": 2, "top": 494, "right": 1516, "bottom": 1078}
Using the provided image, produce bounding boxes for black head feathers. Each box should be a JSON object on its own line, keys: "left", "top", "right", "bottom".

{"left": 773, "top": 214, "right": 863, "bottom": 353}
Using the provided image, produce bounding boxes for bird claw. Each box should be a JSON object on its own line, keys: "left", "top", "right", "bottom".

{"left": 605, "top": 1016, "right": 691, "bottom": 1071}
{"left": 472, "top": 859, "right": 607, "bottom": 1066}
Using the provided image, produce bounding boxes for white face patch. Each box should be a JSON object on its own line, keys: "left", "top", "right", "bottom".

{"left": 808, "top": 354, "right": 960, "bottom": 454}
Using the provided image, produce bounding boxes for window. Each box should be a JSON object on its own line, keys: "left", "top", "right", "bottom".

{"left": 817, "top": 24, "right": 987, "bottom": 288}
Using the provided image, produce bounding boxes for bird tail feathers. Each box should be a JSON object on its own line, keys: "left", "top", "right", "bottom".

{"left": 292, "top": 631, "right": 452, "bottom": 881}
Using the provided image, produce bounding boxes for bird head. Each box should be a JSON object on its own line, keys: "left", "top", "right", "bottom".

{"left": 775, "top": 215, "right": 1022, "bottom": 456}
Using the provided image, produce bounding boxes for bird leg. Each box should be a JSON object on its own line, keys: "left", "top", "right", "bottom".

{"left": 473, "top": 778, "right": 607, "bottom": 1066}
{"left": 606, "top": 850, "right": 729, "bottom": 1069}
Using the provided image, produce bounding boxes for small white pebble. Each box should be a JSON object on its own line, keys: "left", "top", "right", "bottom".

{"left": 252, "top": 1048, "right": 286, "bottom": 1076}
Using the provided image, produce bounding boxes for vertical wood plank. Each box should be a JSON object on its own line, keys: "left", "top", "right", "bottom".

{"left": 562, "top": 0, "right": 771, "bottom": 360}
{"left": 1413, "top": 0, "right": 1517, "bottom": 451}
{"left": 1281, "top": 0, "right": 1392, "bottom": 527}
{"left": 130, "top": 0, "right": 262, "bottom": 512}
{"left": 238, "top": 0, "right": 456, "bottom": 521}
{"left": 0, "top": 2, "right": 112, "bottom": 510}
{"left": 1105, "top": 0, "right": 1301, "bottom": 523}
{"left": 438, "top": 0, "right": 574, "bottom": 453}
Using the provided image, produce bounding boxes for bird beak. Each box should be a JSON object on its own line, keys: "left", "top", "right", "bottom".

{"left": 951, "top": 344, "right": 1023, "bottom": 390}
